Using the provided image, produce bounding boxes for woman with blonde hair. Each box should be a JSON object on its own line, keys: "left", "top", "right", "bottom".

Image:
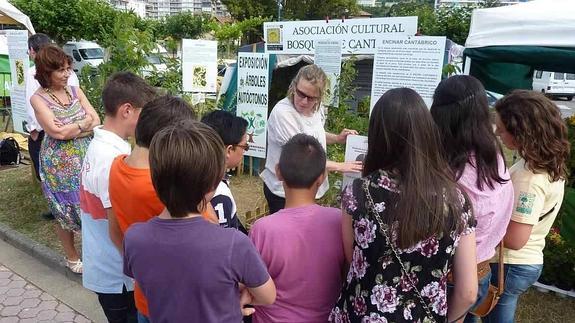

{"left": 485, "top": 90, "right": 570, "bottom": 322}
{"left": 261, "top": 64, "right": 361, "bottom": 213}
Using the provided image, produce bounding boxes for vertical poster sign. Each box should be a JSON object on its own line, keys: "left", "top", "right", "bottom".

{"left": 370, "top": 36, "right": 446, "bottom": 110}
{"left": 236, "top": 52, "right": 269, "bottom": 159}
{"left": 6, "top": 30, "right": 29, "bottom": 134}
{"left": 182, "top": 39, "right": 218, "bottom": 92}
{"left": 314, "top": 40, "right": 342, "bottom": 107}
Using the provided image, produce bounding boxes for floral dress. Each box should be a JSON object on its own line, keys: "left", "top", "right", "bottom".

{"left": 36, "top": 86, "right": 91, "bottom": 232}
{"left": 330, "top": 170, "right": 475, "bottom": 323}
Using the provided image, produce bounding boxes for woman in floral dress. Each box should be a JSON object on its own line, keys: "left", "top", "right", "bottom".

{"left": 30, "top": 45, "right": 100, "bottom": 273}
{"left": 330, "top": 88, "right": 478, "bottom": 323}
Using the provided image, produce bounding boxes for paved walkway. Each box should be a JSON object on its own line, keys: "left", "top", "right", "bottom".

{"left": 0, "top": 238, "right": 106, "bottom": 322}
{"left": 0, "top": 265, "right": 90, "bottom": 322}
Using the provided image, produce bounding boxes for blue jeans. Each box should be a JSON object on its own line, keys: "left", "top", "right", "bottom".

{"left": 483, "top": 263, "right": 543, "bottom": 323}
{"left": 137, "top": 312, "right": 150, "bottom": 323}
{"left": 463, "top": 270, "right": 492, "bottom": 323}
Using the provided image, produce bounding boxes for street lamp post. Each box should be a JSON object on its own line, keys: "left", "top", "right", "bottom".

{"left": 277, "top": 0, "right": 283, "bottom": 21}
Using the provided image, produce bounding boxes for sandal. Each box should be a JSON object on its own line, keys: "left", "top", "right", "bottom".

{"left": 66, "top": 258, "right": 83, "bottom": 274}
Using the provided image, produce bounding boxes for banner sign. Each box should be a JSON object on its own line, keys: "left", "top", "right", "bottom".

{"left": 236, "top": 52, "right": 270, "bottom": 159}
{"left": 182, "top": 39, "right": 218, "bottom": 92}
{"left": 264, "top": 16, "right": 418, "bottom": 55}
{"left": 7, "top": 30, "right": 29, "bottom": 134}
{"left": 314, "top": 40, "right": 342, "bottom": 107}
{"left": 370, "top": 36, "right": 447, "bottom": 110}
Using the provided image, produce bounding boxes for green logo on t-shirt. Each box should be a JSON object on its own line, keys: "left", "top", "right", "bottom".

{"left": 516, "top": 191, "right": 536, "bottom": 215}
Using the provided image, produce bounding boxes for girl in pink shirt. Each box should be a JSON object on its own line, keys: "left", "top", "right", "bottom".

{"left": 431, "top": 75, "right": 514, "bottom": 322}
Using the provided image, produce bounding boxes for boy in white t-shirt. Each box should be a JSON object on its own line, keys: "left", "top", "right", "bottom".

{"left": 201, "top": 110, "right": 249, "bottom": 233}
{"left": 79, "top": 72, "right": 157, "bottom": 322}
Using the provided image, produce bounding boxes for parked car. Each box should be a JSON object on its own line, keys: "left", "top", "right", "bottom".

{"left": 142, "top": 44, "right": 169, "bottom": 77}
{"left": 63, "top": 41, "right": 104, "bottom": 73}
{"left": 533, "top": 70, "right": 575, "bottom": 101}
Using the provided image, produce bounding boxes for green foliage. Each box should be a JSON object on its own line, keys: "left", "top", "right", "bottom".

{"left": 80, "top": 15, "right": 156, "bottom": 117}
{"left": 159, "top": 12, "right": 212, "bottom": 41}
{"left": 209, "top": 17, "right": 269, "bottom": 58}
{"left": 566, "top": 116, "right": 575, "bottom": 187}
{"left": 222, "top": 0, "right": 359, "bottom": 21}
{"left": 321, "top": 57, "right": 369, "bottom": 207}
{"left": 221, "top": 0, "right": 277, "bottom": 21}
{"left": 10, "top": 0, "right": 120, "bottom": 44}
{"left": 283, "top": 0, "right": 359, "bottom": 20}
{"left": 387, "top": 2, "right": 473, "bottom": 44}
{"left": 540, "top": 227, "right": 575, "bottom": 290}
{"left": 146, "top": 56, "right": 182, "bottom": 95}
{"left": 442, "top": 63, "right": 461, "bottom": 77}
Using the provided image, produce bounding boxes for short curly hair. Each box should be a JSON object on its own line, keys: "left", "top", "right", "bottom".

{"left": 34, "top": 44, "right": 72, "bottom": 89}
{"left": 495, "top": 90, "right": 570, "bottom": 181}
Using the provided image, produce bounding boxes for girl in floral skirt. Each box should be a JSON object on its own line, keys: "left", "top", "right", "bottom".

{"left": 330, "top": 88, "right": 478, "bottom": 323}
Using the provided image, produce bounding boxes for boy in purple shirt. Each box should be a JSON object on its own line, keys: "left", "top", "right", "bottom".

{"left": 123, "top": 120, "right": 276, "bottom": 323}
{"left": 249, "top": 134, "right": 345, "bottom": 323}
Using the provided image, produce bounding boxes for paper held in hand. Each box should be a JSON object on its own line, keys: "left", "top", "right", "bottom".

{"left": 342, "top": 135, "right": 368, "bottom": 191}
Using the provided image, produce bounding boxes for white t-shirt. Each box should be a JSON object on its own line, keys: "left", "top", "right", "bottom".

{"left": 25, "top": 65, "right": 80, "bottom": 132}
{"left": 261, "top": 97, "right": 329, "bottom": 199}
{"left": 80, "top": 126, "right": 134, "bottom": 293}
{"left": 211, "top": 179, "right": 240, "bottom": 229}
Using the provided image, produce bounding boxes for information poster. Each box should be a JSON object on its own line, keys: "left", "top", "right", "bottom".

{"left": 370, "top": 36, "right": 446, "bottom": 110}
{"left": 343, "top": 135, "right": 368, "bottom": 190}
{"left": 182, "top": 39, "right": 217, "bottom": 92}
{"left": 7, "top": 30, "right": 29, "bottom": 134}
{"left": 264, "top": 17, "right": 417, "bottom": 55}
{"left": 236, "top": 52, "right": 269, "bottom": 159}
{"left": 314, "top": 40, "right": 341, "bottom": 107}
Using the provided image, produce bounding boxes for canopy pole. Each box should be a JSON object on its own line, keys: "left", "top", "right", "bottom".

{"left": 463, "top": 56, "right": 471, "bottom": 75}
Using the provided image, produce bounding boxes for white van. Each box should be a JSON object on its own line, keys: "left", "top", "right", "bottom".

{"left": 532, "top": 70, "right": 575, "bottom": 101}
{"left": 62, "top": 41, "right": 104, "bottom": 73}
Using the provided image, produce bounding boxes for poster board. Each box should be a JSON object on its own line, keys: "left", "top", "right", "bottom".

{"left": 343, "top": 135, "right": 368, "bottom": 190}
{"left": 236, "top": 52, "right": 269, "bottom": 159}
{"left": 6, "top": 30, "right": 29, "bottom": 134}
{"left": 314, "top": 40, "right": 341, "bottom": 107}
{"left": 264, "top": 17, "right": 418, "bottom": 55}
{"left": 370, "top": 36, "right": 446, "bottom": 110}
{"left": 182, "top": 39, "right": 217, "bottom": 92}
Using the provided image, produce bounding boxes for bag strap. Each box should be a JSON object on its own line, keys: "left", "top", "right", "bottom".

{"left": 538, "top": 204, "right": 557, "bottom": 222}
{"left": 361, "top": 179, "right": 438, "bottom": 323}
{"left": 497, "top": 241, "right": 505, "bottom": 295}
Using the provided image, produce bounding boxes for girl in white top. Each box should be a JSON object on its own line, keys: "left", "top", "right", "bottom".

{"left": 261, "top": 64, "right": 362, "bottom": 213}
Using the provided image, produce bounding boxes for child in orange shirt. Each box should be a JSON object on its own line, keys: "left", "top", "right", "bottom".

{"left": 108, "top": 96, "right": 217, "bottom": 321}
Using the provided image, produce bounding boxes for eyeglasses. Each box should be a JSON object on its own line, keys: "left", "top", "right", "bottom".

{"left": 234, "top": 143, "right": 250, "bottom": 151}
{"left": 295, "top": 88, "right": 319, "bottom": 103}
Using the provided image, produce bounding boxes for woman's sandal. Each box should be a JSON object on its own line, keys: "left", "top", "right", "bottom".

{"left": 66, "top": 258, "right": 83, "bottom": 274}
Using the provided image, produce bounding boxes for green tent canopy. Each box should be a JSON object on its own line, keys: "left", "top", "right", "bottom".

{"left": 464, "top": 46, "right": 575, "bottom": 94}
{"left": 463, "top": 0, "right": 575, "bottom": 94}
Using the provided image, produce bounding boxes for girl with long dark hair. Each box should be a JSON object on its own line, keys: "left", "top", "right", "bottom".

{"left": 431, "top": 75, "right": 515, "bottom": 322}
{"left": 330, "top": 88, "right": 478, "bottom": 322}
